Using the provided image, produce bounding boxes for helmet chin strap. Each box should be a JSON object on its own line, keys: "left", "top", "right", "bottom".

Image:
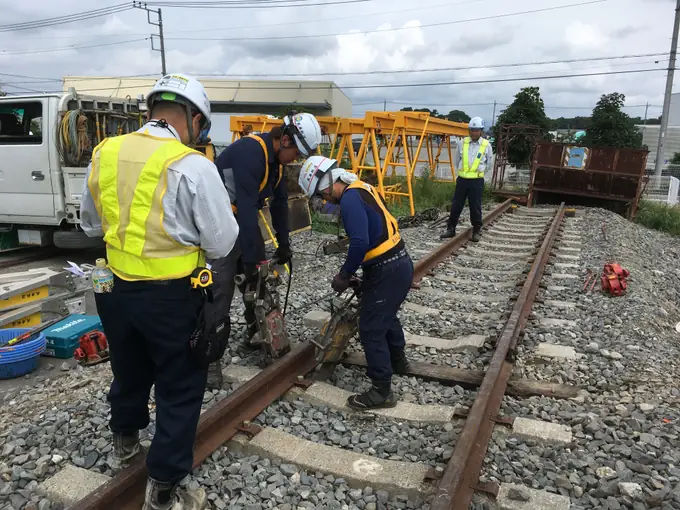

{"left": 185, "top": 105, "right": 196, "bottom": 145}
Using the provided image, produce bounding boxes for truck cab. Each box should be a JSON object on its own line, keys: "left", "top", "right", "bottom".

{"left": 0, "top": 91, "right": 142, "bottom": 249}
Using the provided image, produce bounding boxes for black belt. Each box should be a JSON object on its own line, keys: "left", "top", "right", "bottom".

{"left": 370, "top": 249, "right": 408, "bottom": 268}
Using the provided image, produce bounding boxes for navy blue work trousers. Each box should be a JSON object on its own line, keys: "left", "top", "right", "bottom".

{"left": 94, "top": 277, "right": 207, "bottom": 484}
{"left": 447, "top": 177, "right": 484, "bottom": 232}
{"left": 359, "top": 253, "right": 414, "bottom": 382}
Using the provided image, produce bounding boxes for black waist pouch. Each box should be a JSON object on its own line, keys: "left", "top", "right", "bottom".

{"left": 189, "top": 288, "right": 230, "bottom": 368}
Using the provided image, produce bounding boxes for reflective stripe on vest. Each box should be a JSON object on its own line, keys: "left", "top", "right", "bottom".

{"left": 231, "top": 134, "right": 284, "bottom": 214}
{"left": 345, "top": 180, "right": 402, "bottom": 263}
{"left": 459, "top": 137, "right": 489, "bottom": 179}
{"left": 89, "top": 132, "right": 204, "bottom": 281}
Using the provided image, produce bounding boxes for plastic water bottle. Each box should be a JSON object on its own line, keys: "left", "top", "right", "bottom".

{"left": 92, "top": 258, "right": 114, "bottom": 294}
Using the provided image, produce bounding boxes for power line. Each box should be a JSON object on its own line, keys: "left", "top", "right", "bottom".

{"left": 145, "top": 0, "right": 373, "bottom": 8}
{"left": 192, "top": 53, "right": 669, "bottom": 78}
{"left": 0, "top": 4, "right": 133, "bottom": 33}
{"left": 0, "top": 38, "right": 148, "bottom": 56}
{"left": 165, "top": 0, "right": 608, "bottom": 42}
{"left": 3, "top": 0, "right": 484, "bottom": 40}
{"left": 1, "top": 52, "right": 666, "bottom": 84}
{"left": 22, "top": 67, "right": 667, "bottom": 95}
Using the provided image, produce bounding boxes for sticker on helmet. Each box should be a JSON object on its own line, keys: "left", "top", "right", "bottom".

{"left": 157, "top": 75, "right": 188, "bottom": 91}
{"left": 294, "top": 114, "right": 303, "bottom": 123}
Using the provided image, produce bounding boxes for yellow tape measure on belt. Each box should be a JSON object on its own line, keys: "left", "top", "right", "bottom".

{"left": 190, "top": 267, "right": 213, "bottom": 289}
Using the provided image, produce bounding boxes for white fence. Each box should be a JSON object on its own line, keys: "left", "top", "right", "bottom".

{"left": 643, "top": 175, "right": 680, "bottom": 206}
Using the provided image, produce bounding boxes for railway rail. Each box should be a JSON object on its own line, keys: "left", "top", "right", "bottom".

{"left": 69, "top": 200, "right": 578, "bottom": 510}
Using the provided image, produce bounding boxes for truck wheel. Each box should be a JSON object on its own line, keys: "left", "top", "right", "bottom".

{"left": 53, "top": 230, "right": 105, "bottom": 250}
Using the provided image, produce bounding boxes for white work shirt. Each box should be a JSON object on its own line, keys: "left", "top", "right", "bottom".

{"left": 455, "top": 136, "right": 494, "bottom": 176}
{"left": 80, "top": 122, "right": 239, "bottom": 260}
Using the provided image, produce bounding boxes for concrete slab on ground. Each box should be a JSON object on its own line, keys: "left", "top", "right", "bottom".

{"left": 548, "top": 273, "right": 579, "bottom": 280}
{"left": 512, "top": 417, "right": 573, "bottom": 445}
{"left": 39, "top": 465, "right": 111, "bottom": 506}
{"left": 301, "top": 381, "right": 456, "bottom": 424}
{"left": 556, "top": 253, "right": 579, "bottom": 261}
{"left": 539, "top": 318, "right": 578, "bottom": 328}
{"left": 544, "top": 299, "right": 577, "bottom": 309}
{"left": 433, "top": 274, "right": 517, "bottom": 288}
{"left": 536, "top": 343, "right": 577, "bottom": 360}
{"left": 546, "top": 285, "right": 568, "bottom": 292}
{"left": 222, "top": 365, "right": 457, "bottom": 424}
{"left": 418, "top": 286, "right": 507, "bottom": 303}
{"left": 464, "top": 246, "right": 533, "bottom": 260}
{"left": 486, "top": 230, "right": 540, "bottom": 238}
{"left": 228, "top": 428, "right": 435, "bottom": 499}
{"left": 477, "top": 241, "right": 536, "bottom": 251}
{"left": 447, "top": 264, "right": 523, "bottom": 276}
{"left": 498, "top": 483, "right": 571, "bottom": 510}
{"left": 304, "top": 310, "right": 331, "bottom": 329}
{"left": 558, "top": 246, "right": 581, "bottom": 253}
{"left": 553, "top": 262, "right": 579, "bottom": 270}
{"left": 404, "top": 301, "right": 500, "bottom": 321}
{"left": 406, "top": 331, "right": 486, "bottom": 352}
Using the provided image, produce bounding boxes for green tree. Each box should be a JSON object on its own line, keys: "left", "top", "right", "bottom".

{"left": 670, "top": 152, "right": 680, "bottom": 165}
{"left": 444, "top": 109, "right": 470, "bottom": 123}
{"left": 581, "top": 92, "right": 642, "bottom": 149}
{"left": 492, "top": 86, "right": 552, "bottom": 166}
{"left": 399, "top": 107, "right": 446, "bottom": 119}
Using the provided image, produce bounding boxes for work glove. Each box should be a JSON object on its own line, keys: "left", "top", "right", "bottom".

{"left": 331, "top": 272, "right": 351, "bottom": 293}
{"left": 274, "top": 243, "right": 292, "bottom": 266}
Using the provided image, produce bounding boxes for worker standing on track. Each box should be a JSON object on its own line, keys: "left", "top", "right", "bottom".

{"left": 81, "top": 74, "right": 238, "bottom": 510}
{"left": 299, "top": 156, "right": 413, "bottom": 410}
{"left": 205, "top": 112, "right": 322, "bottom": 390}
{"left": 441, "top": 116, "right": 493, "bottom": 242}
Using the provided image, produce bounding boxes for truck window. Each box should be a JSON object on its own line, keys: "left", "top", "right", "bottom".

{"left": 0, "top": 102, "right": 43, "bottom": 145}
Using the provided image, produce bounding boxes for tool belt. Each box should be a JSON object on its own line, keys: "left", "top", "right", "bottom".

{"left": 189, "top": 266, "right": 230, "bottom": 368}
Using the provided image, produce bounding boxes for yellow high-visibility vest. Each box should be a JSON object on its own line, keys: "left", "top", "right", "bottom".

{"left": 231, "top": 134, "right": 283, "bottom": 214}
{"left": 88, "top": 131, "right": 204, "bottom": 281}
{"left": 459, "top": 137, "right": 490, "bottom": 179}
{"left": 344, "top": 180, "right": 402, "bottom": 263}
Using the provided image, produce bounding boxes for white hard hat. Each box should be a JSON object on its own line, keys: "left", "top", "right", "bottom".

{"left": 147, "top": 73, "right": 212, "bottom": 138}
{"left": 283, "top": 113, "right": 322, "bottom": 156}
{"left": 299, "top": 156, "right": 337, "bottom": 197}
{"left": 469, "top": 117, "right": 484, "bottom": 130}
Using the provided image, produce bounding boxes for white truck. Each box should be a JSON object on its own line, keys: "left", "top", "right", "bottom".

{"left": 0, "top": 90, "right": 143, "bottom": 249}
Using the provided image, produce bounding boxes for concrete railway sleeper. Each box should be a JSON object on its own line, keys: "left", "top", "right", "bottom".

{"left": 47, "top": 201, "right": 585, "bottom": 510}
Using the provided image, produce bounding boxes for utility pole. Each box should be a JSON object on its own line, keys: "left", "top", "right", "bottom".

{"left": 491, "top": 100, "right": 497, "bottom": 127}
{"left": 642, "top": 102, "right": 650, "bottom": 138}
{"left": 654, "top": 0, "right": 680, "bottom": 177}
{"left": 383, "top": 99, "right": 387, "bottom": 112}
{"left": 133, "top": 2, "right": 167, "bottom": 75}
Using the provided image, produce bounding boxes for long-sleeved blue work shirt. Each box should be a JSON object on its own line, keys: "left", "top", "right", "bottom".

{"left": 339, "top": 187, "right": 404, "bottom": 277}
{"left": 215, "top": 133, "right": 289, "bottom": 265}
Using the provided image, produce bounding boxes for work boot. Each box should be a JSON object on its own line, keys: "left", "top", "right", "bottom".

{"left": 347, "top": 380, "right": 397, "bottom": 410}
{"left": 390, "top": 348, "right": 412, "bottom": 375}
{"left": 111, "top": 431, "right": 141, "bottom": 470}
{"left": 440, "top": 228, "right": 456, "bottom": 240}
{"left": 241, "top": 321, "right": 259, "bottom": 349}
{"left": 471, "top": 229, "right": 482, "bottom": 243}
{"left": 205, "top": 360, "right": 223, "bottom": 391}
{"left": 142, "top": 477, "right": 207, "bottom": 510}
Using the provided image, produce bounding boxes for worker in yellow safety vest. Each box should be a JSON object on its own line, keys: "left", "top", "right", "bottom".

{"left": 299, "top": 156, "right": 414, "bottom": 410}
{"left": 441, "top": 116, "right": 494, "bottom": 242}
{"left": 80, "top": 73, "right": 238, "bottom": 510}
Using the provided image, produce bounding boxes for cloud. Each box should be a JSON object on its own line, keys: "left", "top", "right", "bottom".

{"left": 0, "top": 0, "right": 674, "bottom": 124}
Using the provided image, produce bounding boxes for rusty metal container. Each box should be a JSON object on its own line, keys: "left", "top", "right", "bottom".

{"left": 528, "top": 142, "right": 649, "bottom": 218}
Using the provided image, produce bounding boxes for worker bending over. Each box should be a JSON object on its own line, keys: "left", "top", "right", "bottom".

{"left": 299, "top": 156, "right": 413, "bottom": 409}
{"left": 207, "top": 112, "right": 322, "bottom": 389}
{"left": 81, "top": 74, "right": 238, "bottom": 510}
{"left": 441, "top": 116, "right": 493, "bottom": 242}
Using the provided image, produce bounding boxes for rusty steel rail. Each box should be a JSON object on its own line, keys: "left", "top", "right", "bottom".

{"left": 430, "top": 203, "right": 566, "bottom": 510}
{"left": 70, "top": 343, "right": 320, "bottom": 510}
{"left": 412, "top": 199, "right": 513, "bottom": 285}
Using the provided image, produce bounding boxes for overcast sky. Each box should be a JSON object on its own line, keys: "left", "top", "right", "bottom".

{"left": 0, "top": 0, "right": 676, "bottom": 131}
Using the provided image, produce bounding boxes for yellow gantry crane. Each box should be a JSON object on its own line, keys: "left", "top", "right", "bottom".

{"left": 228, "top": 112, "right": 470, "bottom": 216}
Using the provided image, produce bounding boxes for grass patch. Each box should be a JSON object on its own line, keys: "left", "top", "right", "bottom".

{"left": 311, "top": 212, "right": 344, "bottom": 235}
{"left": 634, "top": 200, "right": 680, "bottom": 236}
